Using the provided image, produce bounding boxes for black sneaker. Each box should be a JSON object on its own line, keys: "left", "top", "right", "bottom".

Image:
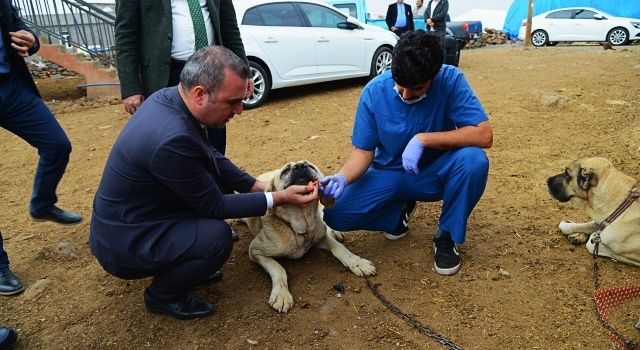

{"left": 383, "top": 201, "right": 417, "bottom": 240}
{"left": 433, "top": 233, "right": 460, "bottom": 275}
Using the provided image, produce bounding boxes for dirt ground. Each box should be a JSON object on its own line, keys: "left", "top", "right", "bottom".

{"left": 1, "top": 44, "right": 639, "bottom": 350}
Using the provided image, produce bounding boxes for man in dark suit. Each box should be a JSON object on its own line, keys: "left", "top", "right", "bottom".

{"left": 385, "top": 0, "right": 414, "bottom": 37}
{"left": 115, "top": 0, "right": 247, "bottom": 156}
{"left": 90, "top": 46, "right": 319, "bottom": 320}
{"left": 425, "top": 0, "right": 449, "bottom": 44}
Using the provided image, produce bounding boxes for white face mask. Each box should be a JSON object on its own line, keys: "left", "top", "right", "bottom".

{"left": 394, "top": 85, "right": 427, "bottom": 104}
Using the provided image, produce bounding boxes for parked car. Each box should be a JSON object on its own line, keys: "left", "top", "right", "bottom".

{"left": 235, "top": 0, "right": 398, "bottom": 109}
{"left": 518, "top": 7, "right": 640, "bottom": 47}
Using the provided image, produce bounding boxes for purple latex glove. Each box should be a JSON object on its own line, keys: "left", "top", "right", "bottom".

{"left": 402, "top": 135, "right": 424, "bottom": 175}
{"left": 319, "top": 174, "right": 348, "bottom": 200}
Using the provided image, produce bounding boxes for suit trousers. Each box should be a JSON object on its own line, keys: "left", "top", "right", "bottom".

{"left": 323, "top": 147, "right": 489, "bottom": 244}
{"left": 98, "top": 219, "right": 233, "bottom": 301}
{"left": 168, "top": 59, "right": 227, "bottom": 155}
{"left": 0, "top": 230, "right": 8, "bottom": 268}
{"left": 0, "top": 70, "right": 72, "bottom": 213}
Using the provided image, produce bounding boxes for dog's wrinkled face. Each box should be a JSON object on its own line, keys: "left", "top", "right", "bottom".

{"left": 547, "top": 157, "right": 611, "bottom": 202}
{"left": 273, "top": 161, "right": 323, "bottom": 191}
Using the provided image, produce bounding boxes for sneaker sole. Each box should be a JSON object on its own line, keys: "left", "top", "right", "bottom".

{"left": 433, "top": 262, "right": 460, "bottom": 276}
{"left": 383, "top": 231, "right": 407, "bottom": 240}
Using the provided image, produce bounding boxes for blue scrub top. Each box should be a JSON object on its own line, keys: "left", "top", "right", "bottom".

{"left": 352, "top": 66, "right": 488, "bottom": 171}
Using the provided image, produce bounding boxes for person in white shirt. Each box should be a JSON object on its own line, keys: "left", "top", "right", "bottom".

{"left": 412, "top": 0, "right": 426, "bottom": 18}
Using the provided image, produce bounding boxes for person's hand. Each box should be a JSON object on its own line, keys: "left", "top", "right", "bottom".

{"left": 123, "top": 94, "right": 145, "bottom": 114}
{"left": 274, "top": 182, "right": 319, "bottom": 206}
{"left": 319, "top": 174, "right": 347, "bottom": 200}
{"left": 9, "top": 30, "right": 36, "bottom": 57}
{"left": 427, "top": 18, "right": 434, "bottom": 27}
{"left": 391, "top": 26, "right": 398, "bottom": 32}
{"left": 402, "top": 135, "right": 424, "bottom": 175}
{"left": 251, "top": 180, "right": 267, "bottom": 192}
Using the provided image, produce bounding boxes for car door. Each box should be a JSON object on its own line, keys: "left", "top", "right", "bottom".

{"left": 242, "top": 3, "right": 317, "bottom": 81}
{"left": 297, "top": 2, "right": 366, "bottom": 78}
{"left": 542, "top": 9, "right": 574, "bottom": 40}
{"left": 572, "top": 9, "right": 609, "bottom": 41}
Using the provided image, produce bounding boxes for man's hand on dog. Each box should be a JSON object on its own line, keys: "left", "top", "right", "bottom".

{"left": 273, "top": 182, "right": 319, "bottom": 206}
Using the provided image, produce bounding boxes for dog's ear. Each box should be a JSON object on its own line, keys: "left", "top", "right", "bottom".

{"left": 578, "top": 167, "right": 598, "bottom": 191}
{"left": 264, "top": 174, "right": 277, "bottom": 192}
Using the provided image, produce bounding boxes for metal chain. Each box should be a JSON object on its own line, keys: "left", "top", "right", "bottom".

{"left": 591, "top": 235, "right": 639, "bottom": 350}
{"left": 364, "top": 276, "right": 465, "bottom": 350}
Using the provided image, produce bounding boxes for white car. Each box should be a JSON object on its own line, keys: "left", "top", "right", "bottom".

{"left": 235, "top": 0, "right": 398, "bottom": 109}
{"left": 518, "top": 7, "right": 640, "bottom": 47}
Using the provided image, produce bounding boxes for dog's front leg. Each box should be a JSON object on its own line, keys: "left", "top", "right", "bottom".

{"left": 558, "top": 220, "right": 596, "bottom": 245}
{"left": 316, "top": 233, "right": 376, "bottom": 277}
{"left": 249, "top": 250, "right": 293, "bottom": 313}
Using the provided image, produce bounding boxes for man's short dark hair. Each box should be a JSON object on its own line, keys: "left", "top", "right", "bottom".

{"left": 391, "top": 30, "right": 444, "bottom": 88}
{"left": 180, "top": 46, "right": 250, "bottom": 100}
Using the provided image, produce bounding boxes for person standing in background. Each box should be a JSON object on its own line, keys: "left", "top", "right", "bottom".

{"left": 425, "top": 0, "right": 449, "bottom": 44}
{"left": 412, "top": 0, "right": 426, "bottom": 18}
{"left": 385, "top": 0, "right": 414, "bottom": 37}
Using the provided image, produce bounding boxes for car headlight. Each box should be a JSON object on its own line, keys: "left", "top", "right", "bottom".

{"left": 632, "top": 22, "right": 640, "bottom": 29}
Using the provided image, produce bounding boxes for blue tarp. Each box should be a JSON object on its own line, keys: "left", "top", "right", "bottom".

{"left": 503, "top": 0, "right": 640, "bottom": 38}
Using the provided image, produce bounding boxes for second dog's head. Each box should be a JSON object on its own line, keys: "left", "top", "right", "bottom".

{"left": 267, "top": 160, "right": 324, "bottom": 192}
{"left": 546, "top": 157, "right": 612, "bottom": 203}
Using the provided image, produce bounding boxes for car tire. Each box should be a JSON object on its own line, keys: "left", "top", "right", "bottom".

{"left": 607, "top": 27, "right": 629, "bottom": 46}
{"left": 531, "top": 30, "right": 548, "bottom": 47}
{"left": 243, "top": 61, "right": 270, "bottom": 110}
{"left": 369, "top": 46, "right": 393, "bottom": 79}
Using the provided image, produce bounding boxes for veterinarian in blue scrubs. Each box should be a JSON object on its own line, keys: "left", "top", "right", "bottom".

{"left": 90, "top": 47, "right": 319, "bottom": 321}
{"left": 321, "top": 30, "right": 493, "bottom": 276}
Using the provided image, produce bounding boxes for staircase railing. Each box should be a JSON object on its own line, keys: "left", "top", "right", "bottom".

{"left": 12, "top": 0, "right": 116, "bottom": 66}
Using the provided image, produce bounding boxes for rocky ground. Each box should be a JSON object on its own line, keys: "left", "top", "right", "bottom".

{"left": 1, "top": 44, "right": 639, "bottom": 349}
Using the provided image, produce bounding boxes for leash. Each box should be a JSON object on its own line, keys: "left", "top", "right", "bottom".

{"left": 364, "top": 276, "right": 465, "bottom": 350}
{"left": 590, "top": 186, "right": 640, "bottom": 350}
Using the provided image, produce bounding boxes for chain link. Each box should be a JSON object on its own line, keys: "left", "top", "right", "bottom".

{"left": 364, "top": 276, "right": 465, "bottom": 350}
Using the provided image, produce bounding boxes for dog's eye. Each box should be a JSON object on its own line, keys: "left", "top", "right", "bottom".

{"left": 281, "top": 165, "right": 292, "bottom": 174}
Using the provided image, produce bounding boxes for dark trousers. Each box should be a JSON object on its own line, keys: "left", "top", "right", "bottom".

{"left": 393, "top": 27, "right": 410, "bottom": 37}
{"left": 0, "top": 71, "right": 72, "bottom": 213}
{"left": 99, "top": 219, "right": 233, "bottom": 301}
{"left": 0, "top": 230, "right": 8, "bottom": 268}
{"left": 169, "top": 59, "right": 226, "bottom": 155}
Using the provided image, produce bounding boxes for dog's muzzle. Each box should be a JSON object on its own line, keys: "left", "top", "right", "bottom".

{"left": 282, "top": 163, "right": 319, "bottom": 187}
{"left": 547, "top": 174, "right": 571, "bottom": 202}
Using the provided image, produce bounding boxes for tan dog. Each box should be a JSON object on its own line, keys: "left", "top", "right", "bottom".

{"left": 547, "top": 157, "right": 640, "bottom": 266}
{"left": 245, "top": 161, "right": 376, "bottom": 313}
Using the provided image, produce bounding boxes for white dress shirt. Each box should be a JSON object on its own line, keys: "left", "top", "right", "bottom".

{"left": 171, "top": 0, "right": 215, "bottom": 60}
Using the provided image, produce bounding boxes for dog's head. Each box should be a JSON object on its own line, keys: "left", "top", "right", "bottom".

{"left": 266, "top": 160, "right": 324, "bottom": 192}
{"left": 546, "top": 157, "right": 612, "bottom": 203}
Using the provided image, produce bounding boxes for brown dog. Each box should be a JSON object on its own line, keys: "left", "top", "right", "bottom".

{"left": 547, "top": 157, "right": 640, "bottom": 266}
{"left": 245, "top": 161, "right": 376, "bottom": 313}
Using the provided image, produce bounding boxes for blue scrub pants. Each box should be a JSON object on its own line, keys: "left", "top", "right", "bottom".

{"left": 324, "top": 147, "right": 489, "bottom": 244}
{"left": 0, "top": 70, "right": 72, "bottom": 213}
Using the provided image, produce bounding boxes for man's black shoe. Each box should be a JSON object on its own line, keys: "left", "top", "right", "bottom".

{"left": 30, "top": 206, "right": 82, "bottom": 225}
{"left": 144, "top": 293, "right": 215, "bottom": 320}
{"left": 0, "top": 266, "right": 23, "bottom": 296}
{"left": 199, "top": 270, "right": 222, "bottom": 285}
{"left": 230, "top": 227, "right": 239, "bottom": 241}
{"left": 433, "top": 233, "right": 460, "bottom": 276}
{"left": 0, "top": 327, "right": 17, "bottom": 349}
{"left": 383, "top": 201, "right": 417, "bottom": 240}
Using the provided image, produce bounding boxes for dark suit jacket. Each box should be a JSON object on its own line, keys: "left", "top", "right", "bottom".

{"left": 90, "top": 87, "right": 266, "bottom": 269}
{"left": 425, "top": 0, "right": 449, "bottom": 31}
{"left": 0, "top": 0, "right": 40, "bottom": 95}
{"left": 114, "top": 0, "right": 247, "bottom": 99}
{"left": 385, "top": 2, "right": 414, "bottom": 31}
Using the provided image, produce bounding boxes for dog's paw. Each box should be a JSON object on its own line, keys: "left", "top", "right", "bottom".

{"left": 269, "top": 286, "right": 293, "bottom": 313}
{"left": 348, "top": 257, "right": 376, "bottom": 277}
{"left": 327, "top": 229, "right": 345, "bottom": 242}
{"left": 558, "top": 220, "right": 575, "bottom": 235}
{"left": 567, "top": 232, "right": 589, "bottom": 245}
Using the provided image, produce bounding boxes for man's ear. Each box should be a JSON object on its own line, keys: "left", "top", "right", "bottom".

{"left": 578, "top": 167, "right": 598, "bottom": 191}
{"left": 193, "top": 86, "right": 207, "bottom": 105}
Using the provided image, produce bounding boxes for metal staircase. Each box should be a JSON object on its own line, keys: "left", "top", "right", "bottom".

{"left": 12, "top": 0, "right": 116, "bottom": 67}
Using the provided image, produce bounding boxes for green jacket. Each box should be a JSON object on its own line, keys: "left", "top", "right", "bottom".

{"left": 115, "top": 0, "right": 248, "bottom": 99}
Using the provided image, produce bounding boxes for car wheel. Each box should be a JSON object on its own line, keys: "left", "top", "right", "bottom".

{"left": 369, "top": 46, "right": 392, "bottom": 78}
{"left": 547, "top": 41, "right": 558, "bottom": 46}
{"left": 531, "top": 30, "right": 548, "bottom": 47}
{"left": 607, "top": 27, "right": 629, "bottom": 46}
{"left": 243, "top": 61, "right": 270, "bottom": 110}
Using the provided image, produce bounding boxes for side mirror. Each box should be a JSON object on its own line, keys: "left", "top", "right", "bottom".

{"left": 337, "top": 21, "right": 359, "bottom": 30}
